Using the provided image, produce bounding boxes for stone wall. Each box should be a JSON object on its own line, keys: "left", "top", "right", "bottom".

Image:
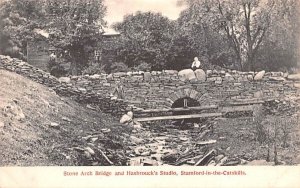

{"left": 0, "top": 55, "right": 129, "bottom": 115}
{"left": 1, "top": 55, "right": 300, "bottom": 116}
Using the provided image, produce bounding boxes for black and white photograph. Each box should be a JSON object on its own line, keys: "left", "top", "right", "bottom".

{"left": 0, "top": 0, "right": 300, "bottom": 187}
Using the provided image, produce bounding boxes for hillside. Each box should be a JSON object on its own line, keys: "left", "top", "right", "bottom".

{"left": 0, "top": 69, "right": 129, "bottom": 166}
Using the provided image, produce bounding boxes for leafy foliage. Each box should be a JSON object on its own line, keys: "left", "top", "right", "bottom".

{"left": 113, "top": 12, "right": 176, "bottom": 71}
{"left": 0, "top": 0, "right": 107, "bottom": 75}
{"left": 109, "top": 62, "right": 129, "bottom": 73}
{"left": 177, "top": 0, "right": 300, "bottom": 71}
{"left": 0, "top": 0, "right": 45, "bottom": 59}
{"left": 43, "top": 0, "right": 107, "bottom": 75}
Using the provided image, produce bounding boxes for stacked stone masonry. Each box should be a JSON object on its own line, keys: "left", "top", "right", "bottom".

{"left": 1, "top": 55, "right": 300, "bottom": 117}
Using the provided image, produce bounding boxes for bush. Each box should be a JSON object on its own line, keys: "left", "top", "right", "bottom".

{"left": 109, "top": 62, "right": 129, "bottom": 73}
{"left": 47, "top": 59, "right": 67, "bottom": 77}
{"left": 134, "top": 62, "right": 151, "bottom": 72}
{"left": 82, "top": 63, "right": 106, "bottom": 75}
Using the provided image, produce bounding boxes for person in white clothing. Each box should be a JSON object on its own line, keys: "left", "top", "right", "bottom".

{"left": 191, "top": 57, "right": 201, "bottom": 71}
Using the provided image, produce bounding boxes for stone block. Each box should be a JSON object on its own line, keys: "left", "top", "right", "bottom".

{"left": 143, "top": 72, "right": 152, "bottom": 82}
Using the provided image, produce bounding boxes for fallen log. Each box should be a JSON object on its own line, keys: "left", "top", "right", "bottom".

{"left": 194, "top": 149, "right": 216, "bottom": 166}
{"left": 97, "top": 147, "right": 114, "bottom": 165}
{"left": 196, "top": 140, "right": 217, "bottom": 146}
{"left": 135, "top": 113, "right": 222, "bottom": 122}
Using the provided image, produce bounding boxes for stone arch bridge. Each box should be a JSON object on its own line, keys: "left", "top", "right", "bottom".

{"left": 1, "top": 55, "right": 299, "bottom": 116}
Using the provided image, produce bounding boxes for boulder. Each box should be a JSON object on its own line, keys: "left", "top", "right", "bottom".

{"left": 194, "top": 69, "right": 206, "bottom": 81}
{"left": 287, "top": 74, "right": 300, "bottom": 81}
{"left": 254, "top": 70, "right": 265, "bottom": 81}
{"left": 178, "top": 69, "right": 196, "bottom": 81}
{"left": 58, "top": 77, "right": 71, "bottom": 83}
{"left": 120, "top": 111, "right": 133, "bottom": 124}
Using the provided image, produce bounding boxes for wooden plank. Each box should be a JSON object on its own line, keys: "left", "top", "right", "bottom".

{"left": 134, "top": 105, "right": 218, "bottom": 114}
{"left": 225, "top": 100, "right": 264, "bottom": 106}
{"left": 134, "top": 113, "right": 222, "bottom": 122}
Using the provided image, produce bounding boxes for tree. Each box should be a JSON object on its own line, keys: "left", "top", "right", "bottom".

{"left": 0, "top": 0, "right": 45, "bottom": 59}
{"left": 176, "top": 0, "right": 234, "bottom": 70}
{"left": 255, "top": 0, "right": 300, "bottom": 71}
{"left": 0, "top": 0, "right": 107, "bottom": 75}
{"left": 113, "top": 11, "right": 176, "bottom": 70}
{"left": 179, "top": 0, "right": 299, "bottom": 71}
{"left": 43, "top": 0, "right": 107, "bottom": 75}
{"left": 215, "top": 0, "right": 277, "bottom": 70}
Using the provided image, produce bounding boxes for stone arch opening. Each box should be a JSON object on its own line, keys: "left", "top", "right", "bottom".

{"left": 171, "top": 97, "right": 200, "bottom": 126}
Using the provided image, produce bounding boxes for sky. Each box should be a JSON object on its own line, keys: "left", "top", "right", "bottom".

{"left": 104, "top": 0, "right": 186, "bottom": 27}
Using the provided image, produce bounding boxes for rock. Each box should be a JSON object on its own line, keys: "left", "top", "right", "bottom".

{"left": 50, "top": 122, "right": 59, "bottom": 129}
{"left": 254, "top": 70, "right": 265, "bottom": 81}
{"left": 134, "top": 146, "right": 147, "bottom": 155}
{"left": 215, "top": 154, "right": 225, "bottom": 162}
{"left": 58, "top": 77, "right": 71, "bottom": 83}
{"left": 224, "top": 73, "right": 234, "bottom": 81}
{"left": 178, "top": 69, "right": 196, "bottom": 81}
{"left": 133, "top": 121, "right": 142, "bottom": 129}
{"left": 120, "top": 111, "right": 133, "bottom": 124}
{"left": 283, "top": 72, "right": 289, "bottom": 78}
{"left": 83, "top": 151, "right": 92, "bottom": 159}
{"left": 287, "top": 74, "right": 300, "bottom": 81}
{"left": 269, "top": 77, "right": 285, "bottom": 81}
{"left": 179, "top": 137, "right": 188, "bottom": 142}
{"left": 0, "top": 121, "right": 4, "bottom": 127}
{"left": 101, "top": 128, "right": 111, "bottom": 133}
{"left": 294, "top": 83, "right": 300, "bottom": 89}
{"left": 247, "top": 75, "right": 254, "bottom": 81}
{"left": 208, "top": 160, "right": 216, "bottom": 166}
{"left": 254, "top": 91, "right": 264, "bottom": 98}
{"left": 206, "top": 70, "right": 212, "bottom": 76}
{"left": 78, "top": 88, "right": 87, "bottom": 92}
{"left": 107, "top": 74, "right": 113, "bottom": 80}
{"left": 143, "top": 159, "right": 159, "bottom": 166}
{"left": 86, "top": 104, "right": 96, "bottom": 110}
{"left": 89, "top": 74, "right": 101, "bottom": 79}
{"left": 3, "top": 101, "right": 25, "bottom": 121}
{"left": 194, "top": 69, "right": 206, "bottom": 81}
{"left": 113, "top": 72, "right": 127, "bottom": 77}
{"left": 62, "top": 117, "right": 71, "bottom": 122}
{"left": 85, "top": 147, "right": 95, "bottom": 155}
{"left": 164, "top": 70, "right": 178, "bottom": 75}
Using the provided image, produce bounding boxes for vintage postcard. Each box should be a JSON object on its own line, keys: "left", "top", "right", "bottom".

{"left": 0, "top": 0, "right": 300, "bottom": 187}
